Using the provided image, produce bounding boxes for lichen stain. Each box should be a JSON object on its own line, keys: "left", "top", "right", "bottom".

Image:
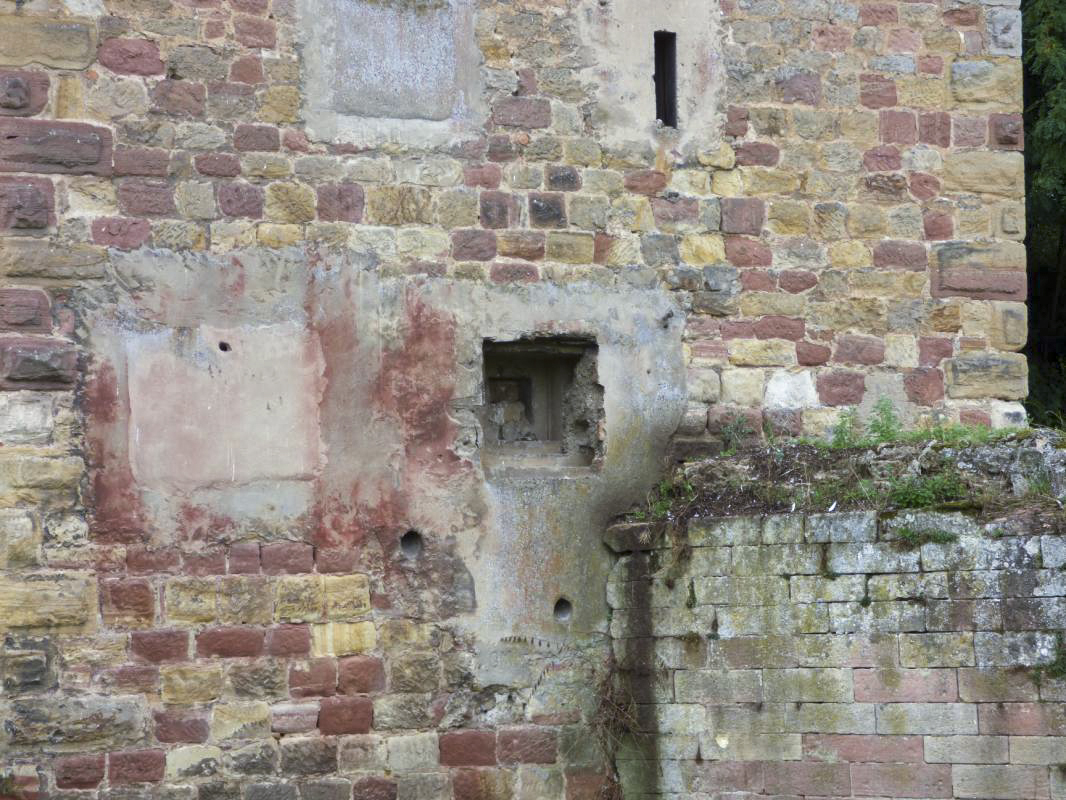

{"left": 83, "top": 360, "right": 146, "bottom": 543}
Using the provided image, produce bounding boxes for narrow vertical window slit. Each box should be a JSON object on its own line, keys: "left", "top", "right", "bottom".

{"left": 654, "top": 30, "right": 678, "bottom": 128}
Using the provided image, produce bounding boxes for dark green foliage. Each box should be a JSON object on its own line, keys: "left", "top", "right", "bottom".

{"left": 1034, "top": 633, "right": 1066, "bottom": 682}
{"left": 895, "top": 526, "right": 959, "bottom": 549}
{"left": 887, "top": 471, "right": 967, "bottom": 509}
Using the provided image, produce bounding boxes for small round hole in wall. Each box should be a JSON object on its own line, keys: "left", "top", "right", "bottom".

{"left": 553, "top": 597, "right": 573, "bottom": 623}
{"left": 400, "top": 530, "right": 423, "bottom": 559}
{"left": 218, "top": 341, "right": 232, "bottom": 352}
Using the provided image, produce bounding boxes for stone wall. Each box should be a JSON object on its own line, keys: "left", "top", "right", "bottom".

{"left": 0, "top": 0, "right": 1033, "bottom": 798}
{"left": 606, "top": 509, "right": 1066, "bottom": 799}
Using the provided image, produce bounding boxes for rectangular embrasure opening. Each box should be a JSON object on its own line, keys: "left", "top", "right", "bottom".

{"left": 480, "top": 337, "right": 603, "bottom": 467}
{"left": 654, "top": 30, "right": 678, "bottom": 128}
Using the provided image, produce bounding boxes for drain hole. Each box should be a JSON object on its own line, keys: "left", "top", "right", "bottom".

{"left": 218, "top": 341, "right": 232, "bottom": 352}
{"left": 400, "top": 530, "right": 423, "bottom": 559}
{"left": 553, "top": 597, "right": 573, "bottom": 623}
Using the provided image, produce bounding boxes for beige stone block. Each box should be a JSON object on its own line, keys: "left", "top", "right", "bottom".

{"left": 217, "top": 577, "right": 273, "bottom": 625}
{"left": 897, "top": 77, "right": 948, "bottom": 109}
{"left": 153, "top": 221, "right": 207, "bottom": 252}
{"left": 66, "top": 177, "right": 116, "bottom": 215}
{"left": 884, "top": 334, "right": 918, "bottom": 368}
{"left": 721, "top": 370, "right": 767, "bottom": 406}
{"left": 265, "top": 182, "right": 316, "bottom": 223}
{"left": 162, "top": 665, "right": 225, "bottom": 704}
{"left": 989, "top": 301, "right": 1027, "bottom": 352}
{"left": 166, "top": 745, "right": 223, "bottom": 780}
{"left": 55, "top": 75, "right": 86, "bottom": 119}
{"left": 257, "top": 223, "right": 303, "bottom": 247}
{"left": 312, "top": 621, "right": 377, "bottom": 656}
{"left": 951, "top": 60, "right": 1023, "bottom": 110}
{"left": 680, "top": 234, "right": 726, "bottom": 265}
{"left": 275, "top": 575, "right": 325, "bottom": 623}
{"left": 943, "top": 152, "right": 1024, "bottom": 198}
{"left": 829, "top": 241, "right": 872, "bottom": 268}
{"left": 699, "top": 143, "right": 735, "bottom": 169}
{"left": 767, "top": 201, "right": 810, "bottom": 235}
{"left": 366, "top": 186, "right": 433, "bottom": 226}
{"left": 211, "top": 221, "right": 257, "bottom": 252}
{"left": 211, "top": 702, "right": 271, "bottom": 740}
{"left": 324, "top": 574, "right": 372, "bottom": 621}
{"left": 712, "top": 170, "right": 743, "bottom": 196}
{"left": 742, "top": 168, "right": 801, "bottom": 195}
{"left": 259, "top": 85, "right": 301, "bottom": 123}
{"left": 175, "top": 182, "right": 218, "bottom": 220}
{"left": 546, "top": 232, "right": 595, "bottom": 264}
{"left": 728, "top": 340, "right": 795, "bottom": 367}
{"left": 165, "top": 577, "right": 218, "bottom": 624}
{"left": 397, "top": 228, "right": 450, "bottom": 259}
{"left": 0, "top": 15, "right": 97, "bottom": 69}
{"left": 0, "top": 509, "right": 40, "bottom": 569}
{"left": 846, "top": 205, "right": 887, "bottom": 237}
{"left": 0, "top": 571, "right": 93, "bottom": 630}
{"left": 945, "top": 353, "right": 1028, "bottom": 400}
{"left": 241, "top": 154, "right": 292, "bottom": 179}
{"left": 739, "top": 292, "right": 806, "bottom": 317}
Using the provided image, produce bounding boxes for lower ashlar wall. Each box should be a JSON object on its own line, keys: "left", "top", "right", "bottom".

{"left": 606, "top": 511, "right": 1066, "bottom": 799}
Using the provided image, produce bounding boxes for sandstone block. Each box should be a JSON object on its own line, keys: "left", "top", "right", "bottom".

{"left": 323, "top": 574, "right": 371, "bottom": 621}
{"left": 0, "top": 71, "right": 49, "bottom": 117}
{"left": 161, "top": 664, "right": 225, "bottom": 704}
{"left": 0, "top": 16, "right": 97, "bottom": 69}
{"left": 211, "top": 702, "right": 271, "bottom": 740}
{"left": 0, "top": 571, "right": 94, "bottom": 630}
{"left": 945, "top": 353, "right": 1027, "bottom": 400}
{"left": 265, "top": 182, "right": 316, "bottom": 223}
{"left": 311, "top": 621, "right": 376, "bottom": 656}
{"left": 877, "top": 703, "right": 978, "bottom": 735}
{"left": 953, "top": 765, "right": 1049, "bottom": 800}
{"left": 3, "top": 694, "right": 144, "bottom": 750}
{"left": 943, "top": 151, "right": 1024, "bottom": 197}
{"left": 0, "top": 119, "right": 113, "bottom": 175}
{"left": 951, "top": 60, "right": 1023, "bottom": 109}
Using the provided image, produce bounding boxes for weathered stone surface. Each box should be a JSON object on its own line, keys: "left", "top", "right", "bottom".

{"left": 0, "top": 71, "right": 50, "bottom": 117}
{"left": 945, "top": 353, "right": 1028, "bottom": 400}
{"left": 3, "top": 693, "right": 145, "bottom": 750}
{"left": 0, "top": 16, "right": 97, "bottom": 70}
{"left": 0, "top": 119, "right": 113, "bottom": 175}
{"left": 942, "top": 152, "right": 1024, "bottom": 197}
{"left": 0, "top": 571, "right": 93, "bottom": 629}
{"left": 0, "top": 176, "right": 54, "bottom": 230}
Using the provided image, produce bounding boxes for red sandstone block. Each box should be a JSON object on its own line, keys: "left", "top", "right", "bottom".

{"left": 817, "top": 370, "right": 866, "bottom": 406}
{"left": 230, "top": 0, "right": 269, "bottom": 11}
{"left": 92, "top": 216, "right": 151, "bottom": 249}
{"left": 0, "top": 288, "right": 50, "bottom": 333}
{"left": 490, "top": 261, "right": 539, "bottom": 283}
{"left": 593, "top": 232, "right": 613, "bottom": 264}
{"left": 919, "top": 55, "right": 944, "bottom": 74}
{"left": 103, "top": 664, "right": 159, "bottom": 693}
{"left": 931, "top": 268, "right": 1026, "bottom": 301}
{"left": 960, "top": 409, "right": 992, "bottom": 428}
{"left": 797, "top": 341, "right": 831, "bottom": 366}
{"left": 497, "top": 230, "right": 544, "bottom": 260}
{"left": 564, "top": 770, "right": 612, "bottom": 800}
{"left": 464, "top": 164, "right": 501, "bottom": 188}
{"left": 101, "top": 578, "right": 156, "bottom": 626}
{"left": 0, "top": 175, "right": 55, "bottom": 231}
{"left": 881, "top": 109, "right": 917, "bottom": 144}
{"left": 318, "top": 695, "right": 374, "bottom": 735}
{"left": 98, "top": 38, "right": 164, "bottom": 76}
{"left": 0, "top": 118, "right": 113, "bottom": 176}
{"left": 833, "top": 335, "right": 885, "bottom": 365}
{"left": 338, "top": 655, "right": 386, "bottom": 694}
{"left": 904, "top": 367, "right": 945, "bottom": 406}
{"left": 762, "top": 761, "right": 851, "bottom": 796}
{"left": 958, "top": 668, "right": 1038, "bottom": 702}
{"left": 316, "top": 183, "right": 364, "bottom": 223}
{"left": 722, "top": 198, "right": 766, "bottom": 236}
{"left": 924, "top": 211, "right": 954, "bottom": 241}
{"left": 918, "top": 337, "right": 954, "bottom": 367}
{"left": 953, "top": 114, "right": 987, "bottom": 147}
{"left": 497, "top": 727, "right": 557, "bottom": 764}
{"left": 55, "top": 754, "right": 105, "bottom": 789}
{"left": 863, "top": 145, "right": 901, "bottom": 172}
{"left": 314, "top": 547, "right": 359, "bottom": 573}
{"left": 267, "top": 624, "right": 311, "bottom": 657}
{"left": 234, "top": 15, "right": 276, "bottom": 48}
{"left": 218, "top": 181, "right": 265, "bottom": 218}
{"left": 919, "top": 112, "right": 951, "bottom": 147}
{"left": 777, "top": 71, "right": 821, "bottom": 105}
{"left": 131, "top": 629, "right": 189, "bottom": 663}
{"left": 234, "top": 123, "right": 280, "bottom": 151}
{"left": 813, "top": 24, "right": 853, "bottom": 51}
{"left": 126, "top": 546, "right": 180, "bottom": 574}
{"left": 978, "top": 702, "right": 1066, "bottom": 735}
{"left": 195, "top": 152, "right": 241, "bottom": 177}
{"left": 440, "top": 730, "right": 498, "bottom": 766}
{"left": 720, "top": 320, "right": 755, "bottom": 339}
{"left": 352, "top": 777, "right": 397, "bottom": 800}
{"left": 873, "top": 239, "right": 927, "bottom": 270}
{"left": 0, "top": 71, "right": 49, "bottom": 117}
{"left": 491, "top": 97, "right": 551, "bottom": 129}
{"left": 779, "top": 270, "right": 817, "bottom": 294}
{"left": 0, "top": 337, "right": 78, "bottom": 390}
{"left": 888, "top": 28, "right": 921, "bottom": 53}
{"left": 735, "top": 142, "right": 780, "bottom": 166}
{"left": 486, "top": 134, "right": 517, "bottom": 162}
{"left": 183, "top": 548, "right": 226, "bottom": 575}
{"left": 753, "top": 315, "right": 805, "bottom": 341}
{"left": 859, "top": 74, "right": 896, "bottom": 109}
{"left": 290, "top": 658, "right": 338, "bottom": 698}
{"left": 480, "top": 191, "right": 519, "bottom": 229}
{"left": 852, "top": 763, "right": 952, "bottom": 798}
{"left": 725, "top": 236, "right": 772, "bottom": 267}
{"left": 230, "top": 54, "right": 265, "bottom": 84}
{"left": 739, "top": 268, "right": 775, "bottom": 291}
{"left": 195, "top": 626, "right": 265, "bottom": 658}
{"left": 804, "top": 734, "right": 924, "bottom": 763}
{"left": 909, "top": 172, "right": 941, "bottom": 201}
{"left": 860, "top": 2, "right": 898, "bottom": 25}
{"left": 151, "top": 80, "right": 206, "bottom": 117}
{"left": 623, "top": 169, "right": 667, "bottom": 196}
{"left": 261, "top": 541, "right": 314, "bottom": 574}
{"left": 854, "top": 668, "right": 958, "bottom": 702}
{"left": 117, "top": 179, "right": 175, "bottom": 216}
{"left": 154, "top": 709, "right": 209, "bottom": 743}
{"left": 990, "top": 113, "right": 1024, "bottom": 150}
{"left": 109, "top": 749, "right": 165, "bottom": 784}
{"left": 945, "top": 7, "right": 979, "bottom": 26}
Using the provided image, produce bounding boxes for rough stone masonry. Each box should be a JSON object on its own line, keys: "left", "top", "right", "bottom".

{"left": 0, "top": 0, "right": 1034, "bottom": 798}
